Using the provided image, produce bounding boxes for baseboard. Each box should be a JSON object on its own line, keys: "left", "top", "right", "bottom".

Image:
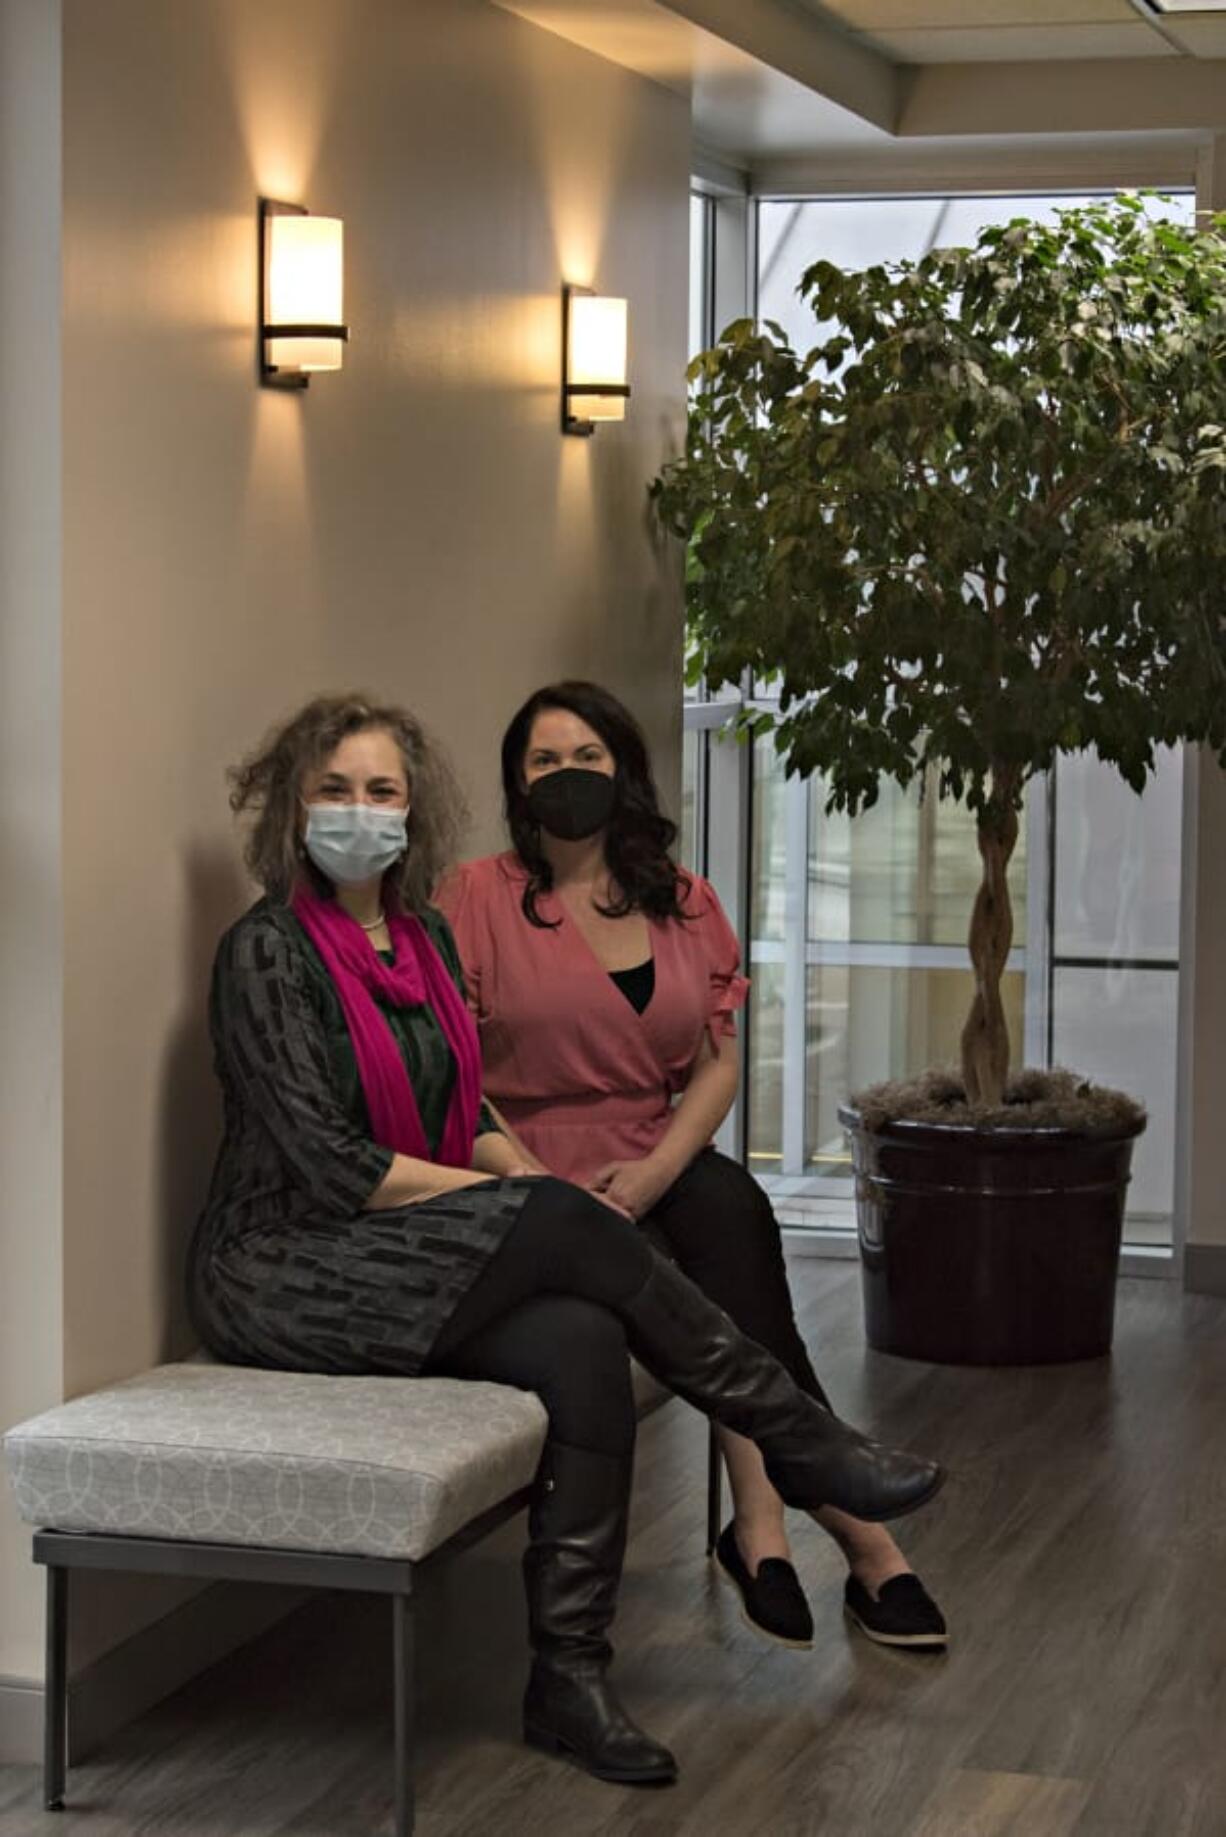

{"left": 1183, "top": 1243, "right": 1226, "bottom": 1297}
{"left": 0, "top": 1579, "right": 306, "bottom": 1767}
{"left": 0, "top": 1674, "right": 43, "bottom": 1766}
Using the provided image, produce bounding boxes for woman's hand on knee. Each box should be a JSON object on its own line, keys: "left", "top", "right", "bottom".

{"left": 588, "top": 1155, "right": 675, "bottom": 1221}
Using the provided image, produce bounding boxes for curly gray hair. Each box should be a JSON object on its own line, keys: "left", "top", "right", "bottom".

{"left": 228, "top": 692, "right": 468, "bottom": 912}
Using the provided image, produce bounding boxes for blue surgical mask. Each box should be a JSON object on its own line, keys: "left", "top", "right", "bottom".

{"left": 302, "top": 803, "right": 408, "bottom": 885}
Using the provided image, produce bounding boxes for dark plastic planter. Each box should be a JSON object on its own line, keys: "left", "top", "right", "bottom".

{"left": 839, "top": 1103, "right": 1146, "bottom": 1366}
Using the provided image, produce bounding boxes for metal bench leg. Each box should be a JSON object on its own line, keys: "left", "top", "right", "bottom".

{"left": 392, "top": 1588, "right": 416, "bottom": 1837}
{"left": 706, "top": 1419, "right": 722, "bottom": 1554}
{"left": 44, "top": 1563, "right": 68, "bottom": 1811}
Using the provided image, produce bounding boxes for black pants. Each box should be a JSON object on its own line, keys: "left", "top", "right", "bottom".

{"left": 428, "top": 1177, "right": 649, "bottom": 1456}
{"left": 431, "top": 1291, "right": 638, "bottom": 1457}
{"left": 645, "top": 1149, "right": 830, "bottom": 1410}
{"left": 429, "top": 1155, "right": 827, "bottom": 1459}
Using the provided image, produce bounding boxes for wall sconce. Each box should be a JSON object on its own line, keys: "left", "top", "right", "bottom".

{"left": 259, "top": 199, "right": 348, "bottom": 389}
{"left": 562, "top": 284, "right": 630, "bottom": 435}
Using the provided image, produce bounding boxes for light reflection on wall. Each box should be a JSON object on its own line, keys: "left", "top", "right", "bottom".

{"left": 222, "top": 0, "right": 345, "bottom": 205}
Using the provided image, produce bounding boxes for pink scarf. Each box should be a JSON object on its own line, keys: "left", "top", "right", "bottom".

{"left": 291, "top": 887, "right": 483, "bottom": 1168}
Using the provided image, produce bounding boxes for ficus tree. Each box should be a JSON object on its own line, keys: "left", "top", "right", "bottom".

{"left": 652, "top": 195, "right": 1226, "bottom": 1110}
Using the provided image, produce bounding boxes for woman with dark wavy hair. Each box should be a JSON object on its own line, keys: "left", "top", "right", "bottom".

{"left": 438, "top": 681, "right": 948, "bottom": 1654}
{"left": 189, "top": 690, "right": 943, "bottom": 1791}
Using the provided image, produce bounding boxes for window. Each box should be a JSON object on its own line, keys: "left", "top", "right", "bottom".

{"left": 688, "top": 192, "right": 712, "bottom": 372}
{"left": 747, "top": 733, "right": 1027, "bottom": 1181}
{"left": 680, "top": 190, "right": 717, "bottom": 874}
{"left": 1048, "top": 747, "right": 1182, "bottom": 1246}
{"left": 688, "top": 186, "right": 1192, "bottom": 1252}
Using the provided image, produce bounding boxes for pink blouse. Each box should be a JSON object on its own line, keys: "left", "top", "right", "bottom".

{"left": 435, "top": 853, "right": 749, "bottom": 1184}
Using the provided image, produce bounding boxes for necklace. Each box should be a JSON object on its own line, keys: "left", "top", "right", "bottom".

{"left": 358, "top": 912, "right": 387, "bottom": 932}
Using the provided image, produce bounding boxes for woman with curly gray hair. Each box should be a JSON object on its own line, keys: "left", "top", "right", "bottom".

{"left": 188, "top": 691, "right": 943, "bottom": 1791}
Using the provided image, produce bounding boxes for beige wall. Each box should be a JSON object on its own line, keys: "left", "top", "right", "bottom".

{"left": 0, "top": 0, "right": 687, "bottom": 1718}
{"left": 0, "top": 0, "right": 65, "bottom": 1703}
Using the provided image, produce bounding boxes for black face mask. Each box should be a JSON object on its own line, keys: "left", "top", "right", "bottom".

{"left": 526, "top": 767, "right": 616, "bottom": 841}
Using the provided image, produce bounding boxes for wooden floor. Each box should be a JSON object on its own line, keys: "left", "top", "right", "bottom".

{"left": 4, "top": 1265, "right": 1226, "bottom": 1836}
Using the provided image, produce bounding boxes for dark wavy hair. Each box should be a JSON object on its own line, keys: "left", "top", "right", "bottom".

{"left": 501, "top": 680, "right": 689, "bottom": 927}
{"left": 229, "top": 692, "right": 468, "bottom": 913}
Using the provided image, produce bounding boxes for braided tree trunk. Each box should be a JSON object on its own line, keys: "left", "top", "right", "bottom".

{"left": 960, "top": 779, "right": 1021, "bottom": 1109}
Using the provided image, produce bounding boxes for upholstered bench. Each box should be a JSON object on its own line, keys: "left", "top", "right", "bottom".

{"left": 3, "top": 1359, "right": 720, "bottom": 1836}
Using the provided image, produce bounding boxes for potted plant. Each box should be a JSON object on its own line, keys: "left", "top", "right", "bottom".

{"left": 652, "top": 195, "right": 1226, "bottom": 1364}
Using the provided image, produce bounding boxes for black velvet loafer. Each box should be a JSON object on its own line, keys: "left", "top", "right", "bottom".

{"left": 844, "top": 1572, "right": 948, "bottom": 1649}
{"left": 714, "top": 1522, "right": 814, "bottom": 1649}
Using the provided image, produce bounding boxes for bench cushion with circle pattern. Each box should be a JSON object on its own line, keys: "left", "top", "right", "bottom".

{"left": 3, "top": 1362, "right": 554, "bottom": 1562}
{"left": 3, "top": 1358, "right": 670, "bottom": 1563}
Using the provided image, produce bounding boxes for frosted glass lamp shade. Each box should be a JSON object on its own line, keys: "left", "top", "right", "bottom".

{"left": 260, "top": 201, "right": 348, "bottom": 387}
{"left": 563, "top": 286, "right": 630, "bottom": 434}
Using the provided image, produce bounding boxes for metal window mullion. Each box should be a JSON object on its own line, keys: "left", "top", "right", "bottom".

{"left": 683, "top": 698, "right": 741, "bottom": 731}
{"left": 697, "top": 729, "right": 710, "bottom": 879}
{"left": 708, "top": 724, "right": 751, "bottom": 1164}
{"left": 1172, "top": 741, "right": 1197, "bottom": 1277}
{"left": 781, "top": 769, "right": 810, "bottom": 1176}
{"left": 712, "top": 191, "right": 753, "bottom": 343}
{"left": 802, "top": 941, "right": 1025, "bottom": 972}
{"left": 1045, "top": 756, "right": 1060, "bottom": 1065}
{"left": 1025, "top": 771, "right": 1052, "bottom": 1069}
{"left": 703, "top": 192, "right": 717, "bottom": 349}
{"left": 684, "top": 725, "right": 709, "bottom": 885}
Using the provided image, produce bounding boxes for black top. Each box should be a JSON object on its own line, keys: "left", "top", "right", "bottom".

{"left": 609, "top": 958, "right": 655, "bottom": 1015}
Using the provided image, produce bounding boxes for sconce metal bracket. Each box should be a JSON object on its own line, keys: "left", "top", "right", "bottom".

{"left": 259, "top": 199, "right": 309, "bottom": 389}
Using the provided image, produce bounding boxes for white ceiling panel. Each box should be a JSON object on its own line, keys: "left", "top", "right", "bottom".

{"left": 813, "top": 0, "right": 1143, "bottom": 25}
{"left": 1159, "top": 17, "right": 1226, "bottom": 50}
{"left": 876, "top": 24, "right": 1176, "bottom": 60}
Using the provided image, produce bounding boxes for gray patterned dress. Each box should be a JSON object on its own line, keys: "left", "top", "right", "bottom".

{"left": 187, "top": 899, "right": 534, "bottom": 1375}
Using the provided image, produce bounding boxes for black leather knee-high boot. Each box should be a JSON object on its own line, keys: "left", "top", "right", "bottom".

{"left": 621, "top": 1256, "right": 944, "bottom": 1522}
{"left": 522, "top": 1441, "right": 677, "bottom": 1786}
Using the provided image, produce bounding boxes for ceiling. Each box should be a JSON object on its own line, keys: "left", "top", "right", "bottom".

{"left": 494, "top": 0, "right": 1226, "bottom": 178}
{"left": 801, "top": 1, "right": 1226, "bottom": 63}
